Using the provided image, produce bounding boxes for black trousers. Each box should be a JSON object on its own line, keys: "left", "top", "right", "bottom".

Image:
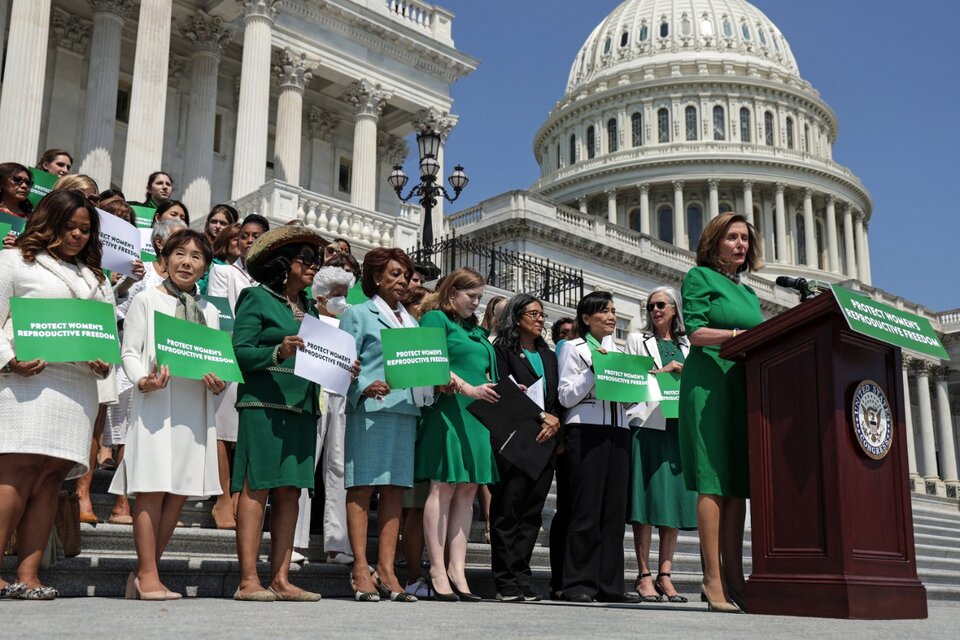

{"left": 490, "top": 453, "right": 555, "bottom": 594}
{"left": 560, "top": 424, "right": 630, "bottom": 600}
{"left": 549, "top": 449, "right": 570, "bottom": 594}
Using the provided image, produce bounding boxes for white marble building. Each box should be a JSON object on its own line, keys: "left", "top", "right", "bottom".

{"left": 443, "top": 0, "right": 959, "bottom": 498}
{"left": 0, "top": 0, "right": 476, "bottom": 252}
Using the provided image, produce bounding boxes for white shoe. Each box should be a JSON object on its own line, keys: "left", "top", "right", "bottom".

{"left": 326, "top": 552, "right": 354, "bottom": 565}
{"left": 290, "top": 550, "right": 307, "bottom": 564}
{"left": 404, "top": 578, "right": 433, "bottom": 599}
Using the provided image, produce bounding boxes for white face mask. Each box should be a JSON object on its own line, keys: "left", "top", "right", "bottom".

{"left": 324, "top": 296, "right": 349, "bottom": 315}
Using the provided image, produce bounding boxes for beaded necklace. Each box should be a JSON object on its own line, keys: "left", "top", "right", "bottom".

{"left": 713, "top": 266, "right": 741, "bottom": 284}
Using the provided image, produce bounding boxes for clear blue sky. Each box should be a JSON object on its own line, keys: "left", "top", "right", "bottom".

{"left": 415, "top": 0, "right": 959, "bottom": 312}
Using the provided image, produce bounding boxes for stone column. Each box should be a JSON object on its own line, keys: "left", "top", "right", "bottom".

{"left": 707, "top": 179, "right": 719, "bottom": 220}
{"left": 901, "top": 360, "right": 922, "bottom": 492}
{"left": 742, "top": 180, "right": 754, "bottom": 224}
{"left": 774, "top": 183, "right": 787, "bottom": 262}
{"left": 825, "top": 195, "right": 840, "bottom": 274}
{"left": 412, "top": 108, "right": 456, "bottom": 240}
{"left": 230, "top": 0, "right": 280, "bottom": 199}
{"left": 77, "top": 0, "right": 132, "bottom": 189}
{"left": 307, "top": 106, "right": 340, "bottom": 194}
{"left": 0, "top": 0, "right": 52, "bottom": 164}
{"left": 120, "top": 0, "right": 172, "bottom": 198}
{"left": 912, "top": 361, "right": 945, "bottom": 496}
{"left": 672, "top": 180, "right": 686, "bottom": 250}
{"left": 638, "top": 183, "right": 650, "bottom": 235}
{"left": 802, "top": 188, "right": 817, "bottom": 268}
{"left": 861, "top": 221, "right": 873, "bottom": 285}
{"left": 577, "top": 196, "right": 588, "bottom": 214}
{"left": 932, "top": 366, "right": 959, "bottom": 497}
{"left": 605, "top": 188, "right": 617, "bottom": 224}
{"left": 341, "top": 79, "right": 391, "bottom": 211}
{"left": 272, "top": 48, "right": 317, "bottom": 186}
{"left": 842, "top": 203, "right": 857, "bottom": 278}
{"left": 180, "top": 10, "right": 234, "bottom": 217}
{"left": 854, "top": 212, "right": 868, "bottom": 284}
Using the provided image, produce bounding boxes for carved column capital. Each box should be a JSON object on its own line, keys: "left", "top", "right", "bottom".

{"left": 180, "top": 10, "right": 236, "bottom": 56}
{"left": 910, "top": 359, "right": 931, "bottom": 376}
{"left": 51, "top": 9, "right": 92, "bottom": 55}
{"left": 930, "top": 365, "right": 952, "bottom": 382}
{"left": 341, "top": 79, "right": 391, "bottom": 118}
{"left": 237, "top": 0, "right": 282, "bottom": 22}
{"left": 413, "top": 107, "right": 457, "bottom": 142}
{"left": 89, "top": 0, "right": 135, "bottom": 19}
{"left": 307, "top": 107, "right": 340, "bottom": 142}
{"left": 774, "top": 182, "right": 786, "bottom": 195}
{"left": 273, "top": 48, "right": 317, "bottom": 90}
{"left": 377, "top": 132, "right": 409, "bottom": 165}
{"left": 824, "top": 194, "right": 836, "bottom": 206}
{"left": 671, "top": 179, "right": 684, "bottom": 192}
{"left": 637, "top": 183, "right": 650, "bottom": 195}
{"left": 802, "top": 187, "right": 814, "bottom": 200}
{"left": 707, "top": 178, "right": 719, "bottom": 190}
{"left": 741, "top": 179, "right": 754, "bottom": 191}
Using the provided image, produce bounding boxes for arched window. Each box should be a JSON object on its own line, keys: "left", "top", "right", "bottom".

{"left": 607, "top": 118, "right": 618, "bottom": 153}
{"left": 804, "top": 124, "right": 811, "bottom": 152}
{"left": 786, "top": 116, "right": 795, "bottom": 149}
{"left": 658, "top": 108, "right": 670, "bottom": 143}
{"left": 758, "top": 27, "right": 767, "bottom": 46}
{"left": 687, "top": 204, "right": 704, "bottom": 247}
{"left": 764, "top": 111, "right": 774, "bottom": 146}
{"left": 740, "top": 107, "right": 751, "bottom": 142}
{"left": 796, "top": 213, "right": 806, "bottom": 265}
{"left": 556, "top": 143, "right": 561, "bottom": 169}
{"left": 701, "top": 17, "right": 714, "bottom": 37}
{"left": 741, "top": 22, "right": 751, "bottom": 40}
{"left": 659, "top": 20, "right": 669, "bottom": 38}
{"left": 586, "top": 126, "right": 596, "bottom": 159}
{"left": 719, "top": 202, "right": 733, "bottom": 214}
{"left": 722, "top": 18, "right": 733, "bottom": 38}
{"left": 685, "top": 106, "right": 698, "bottom": 141}
{"left": 657, "top": 205, "right": 673, "bottom": 243}
{"left": 638, "top": 23, "right": 649, "bottom": 42}
{"left": 713, "top": 105, "right": 726, "bottom": 140}
{"left": 603, "top": 37, "right": 612, "bottom": 55}
{"left": 569, "top": 134, "right": 577, "bottom": 165}
{"left": 631, "top": 112, "right": 643, "bottom": 147}
{"left": 681, "top": 16, "right": 692, "bottom": 36}
{"left": 629, "top": 208, "right": 643, "bottom": 232}
{"left": 620, "top": 31, "right": 630, "bottom": 48}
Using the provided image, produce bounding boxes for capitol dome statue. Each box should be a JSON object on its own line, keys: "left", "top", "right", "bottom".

{"left": 531, "top": 0, "right": 873, "bottom": 285}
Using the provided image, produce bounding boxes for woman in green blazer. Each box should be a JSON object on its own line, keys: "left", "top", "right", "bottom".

{"left": 230, "top": 226, "right": 325, "bottom": 603}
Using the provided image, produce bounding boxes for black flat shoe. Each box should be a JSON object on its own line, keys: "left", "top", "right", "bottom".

{"left": 564, "top": 592, "right": 593, "bottom": 603}
{"left": 597, "top": 591, "right": 642, "bottom": 604}
{"left": 433, "top": 591, "right": 459, "bottom": 602}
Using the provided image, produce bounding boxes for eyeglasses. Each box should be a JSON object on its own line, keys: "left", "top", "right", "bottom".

{"left": 522, "top": 310, "right": 549, "bottom": 321}
{"left": 646, "top": 301, "right": 673, "bottom": 312}
{"left": 9, "top": 175, "right": 32, "bottom": 187}
{"left": 324, "top": 245, "right": 340, "bottom": 255}
{"left": 293, "top": 252, "right": 321, "bottom": 268}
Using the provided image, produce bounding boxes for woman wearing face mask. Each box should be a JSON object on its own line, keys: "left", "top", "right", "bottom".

{"left": 290, "top": 265, "right": 358, "bottom": 566}
{"left": 0, "top": 190, "right": 113, "bottom": 601}
{"left": 414, "top": 267, "right": 500, "bottom": 602}
{"left": 205, "top": 214, "right": 269, "bottom": 529}
{"left": 108, "top": 229, "right": 224, "bottom": 600}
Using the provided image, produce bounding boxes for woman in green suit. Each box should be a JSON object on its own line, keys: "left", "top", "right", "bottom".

{"left": 230, "top": 226, "right": 326, "bottom": 602}
{"left": 414, "top": 268, "right": 500, "bottom": 601}
{"left": 678, "top": 212, "right": 764, "bottom": 613}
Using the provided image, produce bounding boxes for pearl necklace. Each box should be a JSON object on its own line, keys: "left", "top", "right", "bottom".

{"left": 713, "top": 266, "right": 741, "bottom": 284}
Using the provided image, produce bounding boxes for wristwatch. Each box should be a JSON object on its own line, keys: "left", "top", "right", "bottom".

{"left": 537, "top": 411, "right": 547, "bottom": 424}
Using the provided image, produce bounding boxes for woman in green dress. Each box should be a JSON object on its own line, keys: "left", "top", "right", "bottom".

{"left": 414, "top": 267, "right": 500, "bottom": 601}
{"left": 625, "top": 285, "right": 697, "bottom": 604}
{"left": 678, "top": 212, "right": 764, "bottom": 613}
{"left": 230, "top": 226, "right": 326, "bottom": 602}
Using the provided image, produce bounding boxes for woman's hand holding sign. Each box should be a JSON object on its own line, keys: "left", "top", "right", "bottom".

{"left": 278, "top": 335, "right": 305, "bottom": 360}
{"left": 139, "top": 363, "right": 170, "bottom": 392}
{"left": 9, "top": 357, "right": 47, "bottom": 377}
{"left": 362, "top": 380, "right": 391, "bottom": 401}
{"left": 649, "top": 360, "right": 683, "bottom": 375}
{"left": 87, "top": 358, "right": 110, "bottom": 377}
{"left": 202, "top": 372, "right": 226, "bottom": 395}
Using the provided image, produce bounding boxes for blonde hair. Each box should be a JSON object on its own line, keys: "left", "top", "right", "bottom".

{"left": 53, "top": 173, "right": 98, "bottom": 194}
{"left": 430, "top": 267, "right": 486, "bottom": 326}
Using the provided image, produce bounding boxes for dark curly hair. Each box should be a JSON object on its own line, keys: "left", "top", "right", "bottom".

{"left": 17, "top": 190, "right": 104, "bottom": 283}
{"left": 0, "top": 162, "right": 34, "bottom": 217}
{"left": 493, "top": 293, "right": 547, "bottom": 353}
{"left": 258, "top": 241, "right": 312, "bottom": 299}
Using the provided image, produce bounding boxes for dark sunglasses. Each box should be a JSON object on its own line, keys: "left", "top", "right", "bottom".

{"left": 323, "top": 245, "right": 340, "bottom": 255}
{"left": 9, "top": 175, "right": 32, "bottom": 187}
{"left": 294, "top": 251, "right": 321, "bottom": 268}
{"left": 646, "top": 301, "right": 672, "bottom": 312}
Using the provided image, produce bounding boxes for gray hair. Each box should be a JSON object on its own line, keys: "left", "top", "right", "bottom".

{"left": 151, "top": 217, "right": 187, "bottom": 251}
{"left": 643, "top": 285, "right": 685, "bottom": 337}
{"left": 312, "top": 266, "right": 355, "bottom": 298}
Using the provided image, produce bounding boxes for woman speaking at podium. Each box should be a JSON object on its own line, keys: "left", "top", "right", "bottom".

{"left": 678, "top": 212, "right": 763, "bottom": 613}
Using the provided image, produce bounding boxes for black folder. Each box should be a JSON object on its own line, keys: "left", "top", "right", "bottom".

{"left": 467, "top": 379, "right": 555, "bottom": 480}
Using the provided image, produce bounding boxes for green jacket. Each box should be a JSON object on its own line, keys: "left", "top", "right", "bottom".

{"left": 232, "top": 285, "right": 320, "bottom": 416}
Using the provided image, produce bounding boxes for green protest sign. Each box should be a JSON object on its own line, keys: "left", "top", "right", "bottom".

{"left": 656, "top": 372, "right": 681, "bottom": 419}
{"left": 0, "top": 222, "right": 10, "bottom": 247}
{"left": 130, "top": 204, "right": 155, "bottom": 229}
{"left": 380, "top": 326, "right": 450, "bottom": 388}
{"left": 153, "top": 311, "right": 243, "bottom": 382}
{"left": 0, "top": 211, "right": 26, "bottom": 234}
{"left": 206, "top": 296, "right": 235, "bottom": 333}
{"left": 27, "top": 168, "right": 58, "bottom": 208}
{"left": 831, "top": 285, "right": 949, "bottom": 360}
{"left": 139, "top": 228, "right": 156, "bottom": 263}
{"left": 593, "top": 352, "right": 661, "bottom": 403}
{"left": 10, "top": 297, "right": 120, "bottom": 363}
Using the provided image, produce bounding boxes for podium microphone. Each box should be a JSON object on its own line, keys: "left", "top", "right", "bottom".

{"left": 776, "top": 275, "right": 812, "bottom": 301}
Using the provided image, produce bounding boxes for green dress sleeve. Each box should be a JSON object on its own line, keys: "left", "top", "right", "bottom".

{"left": 681, "top": 267, "right": 712, "bottom": 334}
{"left": 232, "top": 288, "right": 280, "bottom": 373}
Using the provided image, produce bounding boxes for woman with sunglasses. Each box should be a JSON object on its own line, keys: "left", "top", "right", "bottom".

{"left": 231, "top": 227, "right": 326, "bottom": 602}
{"left": 0, "top": 162, "right": 34, "bottom": 230}
{"left": 624, "top": 287, "right": 697, "bottom": 604}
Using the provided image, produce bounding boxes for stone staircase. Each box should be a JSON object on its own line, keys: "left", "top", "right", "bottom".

{"left": 4, "top": 471, "right": 959, "bottom": 601}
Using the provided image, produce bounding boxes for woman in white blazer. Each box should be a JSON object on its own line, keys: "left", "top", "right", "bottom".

{"left": 0, "top": 191, "right": 113, "bottom": 600}
{"left": 556, "top": 291, "right": 637, "bottom": 604}
{"left": 624, "top": 286, "right": 698, "bottom": 604}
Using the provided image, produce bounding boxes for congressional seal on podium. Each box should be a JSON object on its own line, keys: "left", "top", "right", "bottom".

{"left": 851, "top": 380, "right": 893, "bottom": 460}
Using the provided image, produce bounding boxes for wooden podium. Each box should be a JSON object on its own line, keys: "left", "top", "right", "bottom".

{"left": 720, "top": 292, "right": 927, "bottom": 619}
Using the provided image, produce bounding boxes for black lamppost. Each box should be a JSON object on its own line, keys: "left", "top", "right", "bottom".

{"left": 387, "top": 130, "right": 469, "bottom": 251}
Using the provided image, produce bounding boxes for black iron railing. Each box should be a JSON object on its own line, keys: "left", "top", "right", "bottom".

{"left": 407, "top": 234, "right": 584, "bottom": 308}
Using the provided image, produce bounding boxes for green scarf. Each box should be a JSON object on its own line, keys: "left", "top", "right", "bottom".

{"left": 162, "top": 278, "right": 206, "bottom": 326}
{"left": 584, "top": 332, "right": 603, "bottom": 355}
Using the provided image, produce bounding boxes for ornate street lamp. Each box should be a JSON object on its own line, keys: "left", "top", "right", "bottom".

{"left": 388, "top": 130, "right": 469, "bottom": 250}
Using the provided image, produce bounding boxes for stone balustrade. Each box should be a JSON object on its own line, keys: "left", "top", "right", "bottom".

{"left": 232, "top": 180, "right": 419, "bottom": 253}
{"left": 383, "top": 0, "right": 454, "bottom": 43}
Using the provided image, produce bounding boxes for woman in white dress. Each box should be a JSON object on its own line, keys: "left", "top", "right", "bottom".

{"left": 109, "top": 229, "right": 226, "bottom": 600}
{"left": 0, "top": 190, "right": 113, "bottom": 600}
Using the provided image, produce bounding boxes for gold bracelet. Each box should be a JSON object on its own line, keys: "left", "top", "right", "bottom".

{"left": 731, "top": 329, "right": 739, "bottom": 338}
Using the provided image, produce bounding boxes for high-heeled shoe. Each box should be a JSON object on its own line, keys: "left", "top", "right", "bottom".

{"left": 634, "top": 572, "right": 663, "bottom": 602}
{"left": 134, "top": 577, "right": 168, "bottom": 601}
{"left": 124, "top": 572, "right": 137, "bottom": 600}
{"left": 350, "top": 577, "right": 380, "bottom": 602}
{"left": 700, "top": 587, "right": 742, "bottom": 614}
{"left": 447, "top": 575, "right": 482, "bottom": 602}
{"left": 424, "top": 576, "right": 458, "bottom": 602}
{"left": 654, "top": 573, "right": 688, "bottom": 603}
{"left": 373, "top": 572, "right": 417, "bottom": 602}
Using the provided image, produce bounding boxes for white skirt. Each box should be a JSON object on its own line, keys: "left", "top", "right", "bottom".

{"left": 0, "top": 364, "right": 100, "bottom": 479}
{"left": 103, "top": 366, "right": 134, "bottom": 447}
{"left": 214, "top": 382, "right": 239, "bottom": 442}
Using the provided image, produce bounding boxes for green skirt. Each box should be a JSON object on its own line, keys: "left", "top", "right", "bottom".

{"left": 414, "top": 394, "right": 498, "bottom": 484}
{"left": 231, "top": 407, "right": 317, "bottom": 494}
{"left": 628, "top": 421, "right": 698, "bottom": 530}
